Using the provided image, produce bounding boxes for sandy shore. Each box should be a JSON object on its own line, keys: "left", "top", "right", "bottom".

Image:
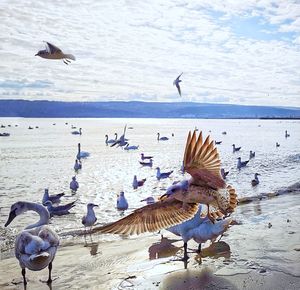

{"left": 1, "top": 183, "right": 300, "bottom": 289}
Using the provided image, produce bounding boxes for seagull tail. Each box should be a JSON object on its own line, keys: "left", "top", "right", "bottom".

{"left": 64, "top": 54, "right": 76, "bottom": 61}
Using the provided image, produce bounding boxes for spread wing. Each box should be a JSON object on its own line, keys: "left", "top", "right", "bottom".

{"left": 45, "top": 42, "right": 62, "bottom": 54}
{"left": 92, "top": 198, "right": 198, "bottom": 235}
{"left": 184, "top": 130, "right": 225, "bottom": 189}
{"left": 176, "top": 83, "right": 182, "bottom": 96}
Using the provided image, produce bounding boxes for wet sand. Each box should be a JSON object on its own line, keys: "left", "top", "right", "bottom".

{"left": 1, "top": 183, "right": 300, "bottom": 289}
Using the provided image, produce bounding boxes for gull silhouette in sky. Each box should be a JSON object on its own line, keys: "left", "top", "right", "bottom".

{"left": 35, "top": 41, "right": 76, "bottom": 65}
{"left": 173, "top": 72, "right": 183, "bottom": 97}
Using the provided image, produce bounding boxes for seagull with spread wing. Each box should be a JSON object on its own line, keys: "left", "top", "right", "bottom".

{"left": 94, "top": 130, "right": 237, "bottom": 237}
{"left": 35, "top": 41, "right": 76, "bottom": 65}
{"left": 173, "top": 72, "right": 183, "bottom": 97}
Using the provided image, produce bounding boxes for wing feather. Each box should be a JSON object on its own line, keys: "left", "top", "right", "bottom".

{"left": 93, "top": 199, "right": 198, "bottom": 235}
{"left": 184, "top": 131, "right": 225, "bottom": 188}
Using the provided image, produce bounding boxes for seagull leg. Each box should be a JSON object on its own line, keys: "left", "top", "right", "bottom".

{"left": 47, "top": 262, "right": 52, "bottom": 284}
{"left": 63, "top": 60, "right": 69, "bottom": 65}
{"left": 197, "top": 243, "right": 202, "bottom": 254}
{"left": 22, "top": 268, "right": 27, "bottom": 285}
{"left": 183, "top": 242, "right": 188, "bottom": 269}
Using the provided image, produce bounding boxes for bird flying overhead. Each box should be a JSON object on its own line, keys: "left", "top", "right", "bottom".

{"left": 94, "top": 130, "right": 237, "bottom": 236}
{"left": 35, "top": 41, "right": 76, "bottom": 65}
{"left": 173, "top": 72, "right": 183, "bottom": 97}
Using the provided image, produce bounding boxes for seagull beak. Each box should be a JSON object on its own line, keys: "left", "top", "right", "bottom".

{"left": 35, "top": 53, "right": 38, "bottom": 56}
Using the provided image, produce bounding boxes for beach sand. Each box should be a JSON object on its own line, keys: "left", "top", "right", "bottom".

{"left": 1, "top": 183, "right": 300, "bottom": 289}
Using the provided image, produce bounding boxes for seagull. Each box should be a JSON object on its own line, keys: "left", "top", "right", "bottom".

{"left": 173, "top": 72, "right": 183, "bottom": 97}
{"left": 77, "top": 143, "right": 90, "bottom": 159}
{"left": 42, "top": 188, "right": 64, "bottom": 205}
{"left": 276, "top": 142, "right": 280, "bottom": 147}
{"left": 139, "top": 159, "right": 153, "bottom": 167}
{"left": 124, "top": 144, "right": 139, "bottom": 150}
{"left": 74, "top": 159, "right": 82, "bottom": 172}
{"left": 251, "top": 173, "right": 260, "bottom": 186}
{"left": 249, "top": 150, "right": 255, "bottom": 159}
{"left": 4, "top": 201, "right": 59, "bottom": 286}
{"left": 44, "top": 200, "right": 76, "bottom": 216}
{"left": 95, "top": 130, "right": 237, "bottom": 237}
{"left": 157, "top": 133, "right": 169, "bottom": 141}
{"left": 132, "top": 175, "right": 146, "bottom": 189}
{"left": 232, "top": 144, "right": 241, "bottom": 153}
{"left": 140, "top": 197, "right": 155, "bottom": 205}
{"left": 220, "top": 168, "right": 229, "bottom": 180}
{"left": 82, "top": 203, "right": 98, "bottom": 232}
{"left": 117, "top": 192, "right": 128, "bottom": 210}
{"left": 70, "top": 176, "right": 79, "bottom": 192}
{"left": 167, "top": 204, "right": 231, "bottom": 267}
{"left": 141, "top": 153, "right": 153, "bottom": 160}
{"left": 285, "top": 130, "right": 290, "bottom": 138}
{"left": 222, "top": 131, "right": 227, "bottom": 135}
{"left": 237, "top": 157, "right": 249, "bottom": 169}
{"left": 35, "top": 41, "right": 76, "bottom": 65}
{"left": 215, "top": 141, "right": 222, "bottom": 145}
{"left": 71, "top": 128, "right": 82, "bottom": 135}
{"left": 156, "top": 167, "right": 173, "bottom": 180}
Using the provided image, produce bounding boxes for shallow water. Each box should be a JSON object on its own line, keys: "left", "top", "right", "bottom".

{"left": 0, "top": 118, "right": 300, "bottom": 288}
{"left": 0, "top": 118, "right": 299, "bottom": 234}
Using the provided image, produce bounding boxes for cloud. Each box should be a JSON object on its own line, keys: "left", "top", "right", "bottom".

{"left": 0, "top": 0, "right": 299, "bottom": 107}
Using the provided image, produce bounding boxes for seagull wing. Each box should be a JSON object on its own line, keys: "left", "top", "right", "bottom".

{"left": 93, "top": 197, "right": 198, "bottom": 235}
{"left": 183, "top": 130, "right": 225, "bottom": 189}
{"left": 45, "top": 42, "right": 62, "bottom": 54}
{"left": 176, "top": 83, "right": 182, "bottom": 96}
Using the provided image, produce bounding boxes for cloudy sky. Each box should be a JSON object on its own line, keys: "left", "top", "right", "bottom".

{"left": 0, "top": 0, "right": 300, "bottom": 106}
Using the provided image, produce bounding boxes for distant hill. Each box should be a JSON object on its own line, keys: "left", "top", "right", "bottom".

{"left": 0, "top": 99, "right": 299, "bottom": 119}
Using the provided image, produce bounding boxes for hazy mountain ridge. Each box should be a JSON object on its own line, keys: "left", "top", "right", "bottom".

{"left": 0, "top": 99, "right": 299, "bottom": 118}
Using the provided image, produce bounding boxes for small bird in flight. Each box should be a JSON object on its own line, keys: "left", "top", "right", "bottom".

{"left": 173, "top": 72, "right": 183, "bottom": 97}
{"left": 35, "top": 41, "right": 76, "bottom": 65}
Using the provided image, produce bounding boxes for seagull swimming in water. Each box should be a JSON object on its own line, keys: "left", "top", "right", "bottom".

{"left": 173, "top": 72, "right": 183, "bottom": 97}
{"left": 132, "top": 175, "right": 146, "bottom": 189}
{"left": 35, "top": 41, "right": 76, "bottom": 65}
{"left": 95, "top": 130, "right": 237, "bottom": 238}
{"left": 141, "top": 153, "right": 153, "bottom": 160}
{"left": 249, "top": 150, "right": 255, "bottom": 159}
{"left": 251, "top": 173, "right": 260, "bottom": 186}
{"left": 232, "top": 144, "right": 241, "bottom": 153}
{"left": 220, "top": 168, "right": 229, "bottom": 180}
{"left": 44, "top": 200, "right": 76, "bottom": 216}
{"left": 42, "top": 188, "right": 64, "bottom": 205}
{"left": 156, "top": 167, "right": 173, "bottom": 180}
{"left": 117, "top": 191, "right": 128, "bottom": 210}
{"left": 70, "top": 176, "right": 79, "bottom": 192}
{"left": 237, "top": 157, "right": 249, "bottom": 169}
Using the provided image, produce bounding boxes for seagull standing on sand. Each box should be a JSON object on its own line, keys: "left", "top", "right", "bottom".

{"left": 251, "top": 173, "right": 260, "bottom": 186}
{"left": 173, "top": 72, "right": 183, "bottom": 97}
{"left": 96, "top": 130, "right": 237, "bottom": 237}
{"left": 42, "top": 188, "right": 64, "bottom": 205}
{"left": 35, "top": 41, "right": 76, "bottom": 65}
{"left": 117, "top": 192, "right": 128, "bottom": 210}
{"left": 4, "top": 201, "right": 59, "bottom": 286}
{"left": 167, "top": 205, "right": 231, "bottom": 267}
{"left": 82, "top": 203, "right": 98, "bottom": 232}
{"left": 70, "top": 176, "right": 79, "bottom": 192}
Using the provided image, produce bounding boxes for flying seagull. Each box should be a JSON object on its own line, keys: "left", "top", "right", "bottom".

{"left": 173, "top": 72, "right": 183, "bottom": 97}
{"left": 95, "top": 130, "right": 237, "bottom": 236}
{"left": 35, "top": 41, "right": 76, "bottom": 65}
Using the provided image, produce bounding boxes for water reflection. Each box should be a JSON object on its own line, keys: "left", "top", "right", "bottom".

{"left": 84, "top": 240, "right": 100, "bottom": 256}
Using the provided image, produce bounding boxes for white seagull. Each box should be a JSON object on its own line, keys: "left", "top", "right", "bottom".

{"left": 35, "top": 41, "right": 76, "bottom": 65}
{"left": 82, "top": 203, "right": 98, "bottom": 232}
{"left": 117, "top": 192, "right": 128, "bottom": 210}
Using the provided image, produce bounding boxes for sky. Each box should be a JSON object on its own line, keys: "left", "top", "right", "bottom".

{"left": 0, "top": 0, "right": 300, "bottom": 107}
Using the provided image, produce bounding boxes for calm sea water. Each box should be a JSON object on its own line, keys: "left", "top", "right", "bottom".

{"left": 0, "top": 118, "right": 299, "bottom": 236}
